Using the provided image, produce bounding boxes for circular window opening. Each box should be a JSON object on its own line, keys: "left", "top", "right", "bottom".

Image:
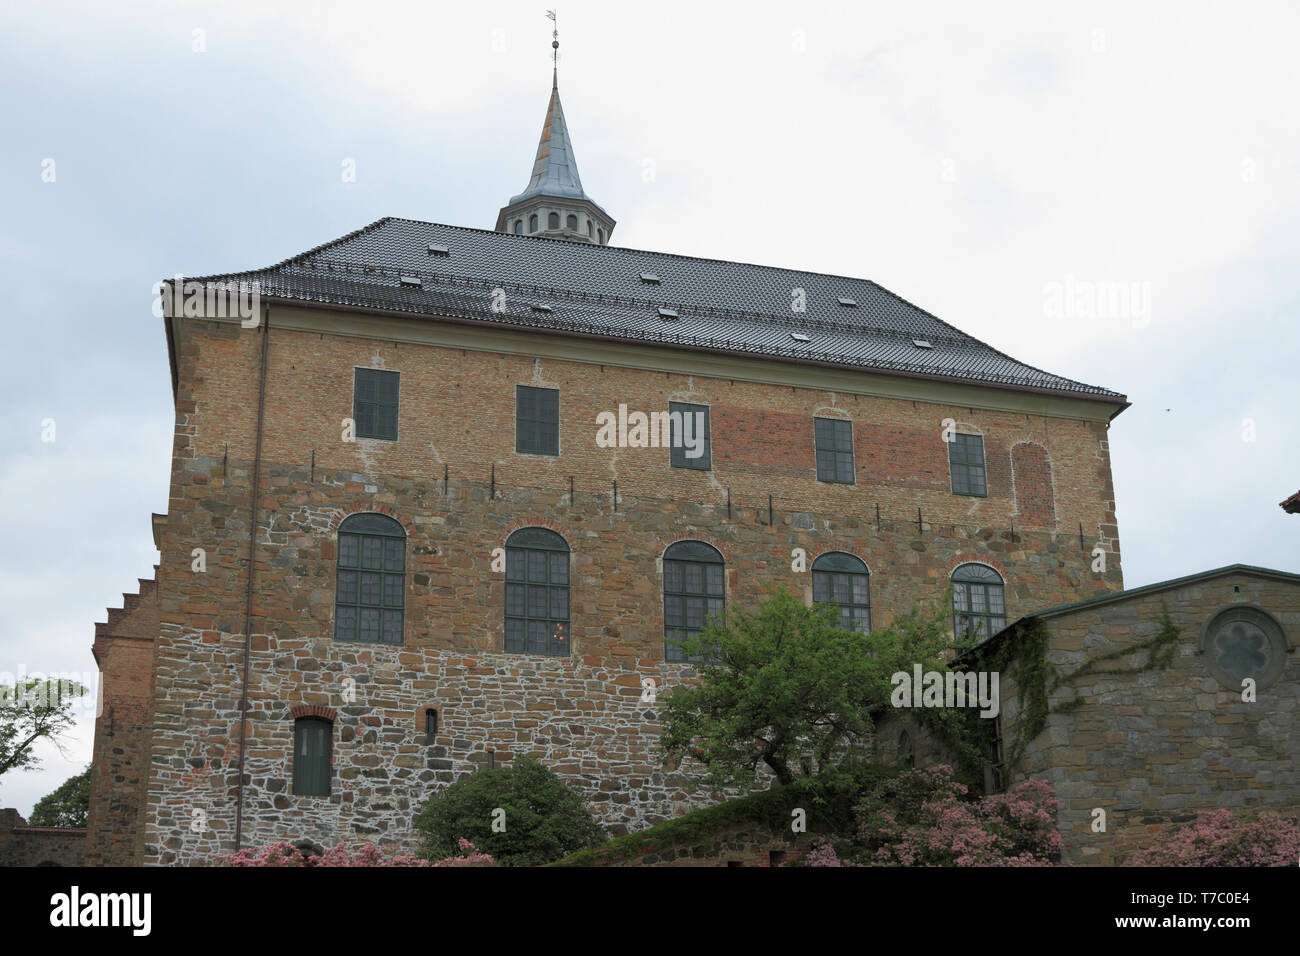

{"left": 1201, "top": 606, "right": 1288, "bottom": 692}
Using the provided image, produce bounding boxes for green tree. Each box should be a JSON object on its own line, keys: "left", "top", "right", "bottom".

{"left": 659, "top": 587, "right": 953, "bottom": 789}
{"left": 415, "top": 756, "right": 606, "bottom": 866}
{"left": 29, "top": 766, "right": 91, "bottom": 828}
{"left": 0, "top": 678, "right": 88, "bottom": 781}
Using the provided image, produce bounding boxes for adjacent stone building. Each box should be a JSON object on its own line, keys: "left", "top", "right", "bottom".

{"left": 877, "top": 564, "right": 1299, "bottom": 864}
{"left": 84, "top": 59, "right": 1139, "bottom": 865}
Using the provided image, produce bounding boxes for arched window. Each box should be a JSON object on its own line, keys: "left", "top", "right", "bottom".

{"left": 663, "top": 541, "right": 724, "bottom": 662}
{"left": 586, "top": 220, "right": 593, "bottom": 236}
{"left": 566, "top": 213, "right": 578, "bottom": 230}
{"left": 529, "top": 213, "right": 538, "bottom": 233}
{"left": 514, "top": 219, "right": 523, "bottom": 235}
{"left": 952, "top": 563, "right": 1006, "bottom": 643}
{"left": 597, "top": 228, "right": 604, "bottom": 244}
{"left": 505, "top": 528, "right": 569, "bottom": 656}
{"left": 335, "top": 513, "right": 405, "bottom": 644}
{"left": 293, "top": 718, "right": 332, "bottom": 796}
{"left": 812, "top": 552, "right": 870, "bottom": 633}
{"left": 548, "top": 212, "right": 560, "bottom": 229}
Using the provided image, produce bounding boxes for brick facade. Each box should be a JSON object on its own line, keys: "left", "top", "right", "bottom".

{"left": 91, "top": 303, "right": 1126, "bottom": 864}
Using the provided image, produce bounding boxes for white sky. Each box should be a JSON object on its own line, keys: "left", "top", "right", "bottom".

{"left": 1, "top": 0, "right": 1296, "bottom": 814}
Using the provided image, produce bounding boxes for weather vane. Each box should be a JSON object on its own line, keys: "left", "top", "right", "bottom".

{"left": 547, "top": 9, "right": 559, "bottom": 71}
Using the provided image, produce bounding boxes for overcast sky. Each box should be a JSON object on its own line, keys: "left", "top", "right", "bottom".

{"left": 1, "top": 0, "right": 1295, "bottom": 815}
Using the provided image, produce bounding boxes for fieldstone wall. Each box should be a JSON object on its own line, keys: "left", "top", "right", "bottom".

{"left": 0, "top": 809, "right": 86, "bottom": 867}
{"left": 86, "top": 575, "right": 158, "bottom": 866}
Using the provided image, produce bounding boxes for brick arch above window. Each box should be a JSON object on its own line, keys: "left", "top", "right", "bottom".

{"left": 501, "top": 516, "right": 573, "bottom": 548}
{"left": 1011, "top": 441, "right": 1056, "bottom": 527}
{"left": 659, "top": 533, "right": 732, "bottom": 564}
{"left": 290, "top": 704, "right": 338, "bottom": 722}
{"left": 945, "top": 554, "right": 1009, "bottom": 580}
{"left": 329, "top": 504, "right": 415, "bottom": 536}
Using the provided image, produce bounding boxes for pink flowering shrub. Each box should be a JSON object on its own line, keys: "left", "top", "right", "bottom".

{"left": 219, "top": 837, "right": 493, "bottom": 867}
{"left": 801, "top": 840, "right": 844, "bottom": 867}
{"left": 1131, "top": 809, "right": 1300, "bottom": 867}
{"left": 854, "top": 764, "right": 1060, "bottom": 866}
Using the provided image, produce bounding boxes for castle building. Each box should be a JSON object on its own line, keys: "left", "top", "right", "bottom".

{"left": 84, "top": 55, "right": 1143, "bottom": 866}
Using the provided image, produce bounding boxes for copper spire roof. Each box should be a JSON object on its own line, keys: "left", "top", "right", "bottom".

{"left": 508, "top": 76, "right": 589, "bottom": 205}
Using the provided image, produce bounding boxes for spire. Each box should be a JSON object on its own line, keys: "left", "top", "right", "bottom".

{"left": 494, "top": 12, "right": 616, "bottom": 244}
{"left": 508, "top": 81, "right": 587, "bottom": 204}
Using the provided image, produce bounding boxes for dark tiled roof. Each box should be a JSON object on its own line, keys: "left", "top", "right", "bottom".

{"left": 1282, "top": 490, "right": 1300, "bottom": 514}
{"left": 187, "top": 217, "right": 1126, "bottom": 404}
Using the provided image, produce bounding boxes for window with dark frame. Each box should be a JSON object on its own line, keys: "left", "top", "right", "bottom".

{"left": 669, "top": 402, "right": 711, "bottom": 470}
{"left": 335, "top": 513, "right": 405, "bottom": 645}
{"left": 948, "top": 433, "right": 988, "bottom": 496}
{"left": 293, "top": 718, "right": 332, "bottom": 796}
{"left": 516, "top": 385, "right": 560, "bottom": 456}
{"left": 663, "top": 541, "right": 725, "bottom": 663}
{"left": 504, "top": 528, "right": 570, "bottom": 656}
{"left": 814, "top": 417, "right": 855, "bottom": 483}
{"left": 353, "top": 368, "right": 399, "bottom": 441}
{"left": 424, "top": 708, "right": 439, "bottom": 739}
{"left": 811, "top": 551, "right": 871, "bottom": 633}
{"left": 951, "top": 563, "right": 1007, "bottom": 643}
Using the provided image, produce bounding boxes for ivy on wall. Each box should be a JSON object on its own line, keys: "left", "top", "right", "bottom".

{"left": 921, "top": 603, "right": 1181, "bottom": 787}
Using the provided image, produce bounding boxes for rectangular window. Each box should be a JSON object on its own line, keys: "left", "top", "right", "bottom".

{"left": 424, "top": 708, "right": 439, "bottom": 738}
{"left": 516, "top": 386, "right": 560, "bottom": 456}
{"left": 353, "top": 368, "right": 399, "bottom": 441}
{"left": 293, "top": 719, "right": 332, "bottom": 796}
{"left": 949, "top": 433, "right": 987, "bottom": 496}
{"left": 669, "top": 402, "right": 711, "bottom": 470}
{"left": 814, "top": 417, "right": 855, "bottom": 484}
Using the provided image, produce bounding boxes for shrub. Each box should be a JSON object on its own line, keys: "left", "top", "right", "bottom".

{"left": 416, "top": 756, "right": 605, "bottom": 866}
{"left": 1131, "top": 809, "right": 1300, "bottom": 867}
{"left": 854, "top": 764, "right": 1060, "bottom": 866}
{"left": 218, "top": 840, "right": 491, "bottom": 867}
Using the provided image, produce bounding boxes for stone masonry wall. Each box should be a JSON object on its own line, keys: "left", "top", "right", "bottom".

{"left": 1016, "top": 573, "right": 1300, "bottom": 865}
{"left": 135, "top": 312, "right": 1125, "bottom": 865}
{"left": 86, "top": 576, "right": 159, "bottom": 866}
{"left": 0, "top": 809, "right": 86, "bottom": 867}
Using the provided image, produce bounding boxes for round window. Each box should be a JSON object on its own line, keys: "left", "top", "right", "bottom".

{"left": 1201, "top": 606, "right": 1287, "bottom": 691}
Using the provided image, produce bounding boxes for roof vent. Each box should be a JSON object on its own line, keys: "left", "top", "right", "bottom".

{"left": 531, "top": 304, "right": 554, "bottom": 314}
{"left": 790, "top": 332, "right": 811, "bottom": 342}
{"left": 912, "top": 339, "right": 934, "bottom": 349}
{"left": 837, "top": 297, "right": 858, "bottom": 307}
{"left": 400, "top": 275, "right": 421, "bottom": 287}
{"left": 657, "top": 307, "right": 679, "bottom": 320}
{"left": 427, "top": 243, "right": 450, "bottom": 256}
{"left": 640, "top": 273, "right": 661, "bottom": 285}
